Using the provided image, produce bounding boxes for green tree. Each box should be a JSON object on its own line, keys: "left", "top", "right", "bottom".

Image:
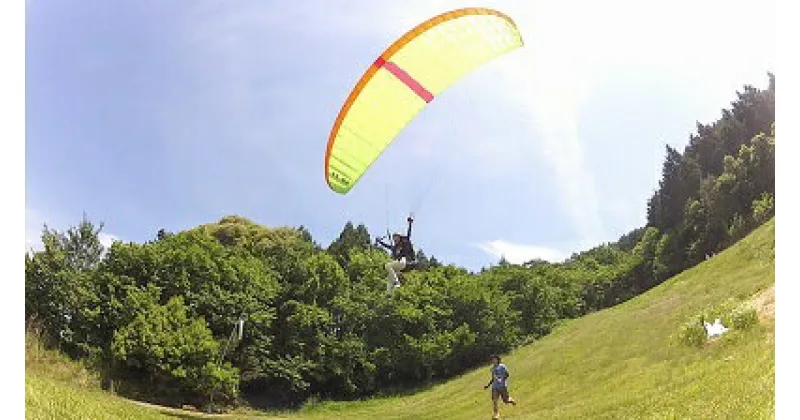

{"left": 111, "top": 295, "right": 239, "bottom": 408}
{"left": 752, "top": 193, "right": 775, "bottom": 225}
{"left": 327, "top": 222, "right": 372, "bottom": 268}
{"left": 25, "top": 216, "right": 106, "bottom": 354}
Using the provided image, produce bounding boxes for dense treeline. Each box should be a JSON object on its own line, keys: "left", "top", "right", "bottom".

{"left": 24, "top": 74, "right": 774, "bottom": 411}
{"left": 587, "top": 72, "right": 775, "bottom": 309}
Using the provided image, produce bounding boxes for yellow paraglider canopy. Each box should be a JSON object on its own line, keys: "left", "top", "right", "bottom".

{"left": 325, "top": 7, "right": 524, "bottom": 194}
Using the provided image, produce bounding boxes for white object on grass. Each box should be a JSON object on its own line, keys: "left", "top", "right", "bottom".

{"left": 703, "top": 318, "right": 729, "bottom": 338}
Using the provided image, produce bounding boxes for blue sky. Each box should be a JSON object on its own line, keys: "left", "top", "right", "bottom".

{"left": 25, "top": 0, "right": 775, "bottom": 271}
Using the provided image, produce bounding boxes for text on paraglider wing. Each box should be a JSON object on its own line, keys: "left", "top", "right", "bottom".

{"left": 330, "top": 171, "right": 351, "bottom": 185}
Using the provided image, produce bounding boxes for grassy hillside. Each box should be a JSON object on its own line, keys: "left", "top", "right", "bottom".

{"left": 298, "top": 218, "right": 775, "bottom": 419}
{"left": 25, "top": 219, "right": 775, "bottom": 419}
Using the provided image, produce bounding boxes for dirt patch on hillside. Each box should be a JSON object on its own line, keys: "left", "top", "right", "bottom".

{"left": 753, "top": 285, "right": 774, "bottom": 322}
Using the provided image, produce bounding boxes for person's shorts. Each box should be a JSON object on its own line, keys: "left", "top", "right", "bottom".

{"left": 492, "top": 387, "right": 511, "bottom": 403}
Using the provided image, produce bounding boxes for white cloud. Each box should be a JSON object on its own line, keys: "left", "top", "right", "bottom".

{"left": 493, "top": 3, "right": 606, "bottom": 245}
{"left": 477, "top": 239, "right": 568, "bottom": 264}
{"left": 480, "top": 0, "right": 773, "bottom": 245}
{"left": 169, "top": 0, "right": 773, "bottom": 254}
{"left": 98, "top": 232, "right": 120, "bottom": 249}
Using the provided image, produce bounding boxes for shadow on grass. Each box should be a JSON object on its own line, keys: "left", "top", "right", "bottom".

{"left": 155, "top": 409, "right": 237, "bottom": 419}
{"left": 158, "top": 411, "right": 200, "bottom": 420}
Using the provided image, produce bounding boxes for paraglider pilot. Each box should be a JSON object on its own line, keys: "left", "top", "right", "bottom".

{"left": 376, "top": 215, "right": 416, "bottom": 294}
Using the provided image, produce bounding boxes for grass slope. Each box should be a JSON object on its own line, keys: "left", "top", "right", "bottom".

{"left": 25, "top": 219, "right": 775, "bottom": 419}
{"left": 299, "top": 219, "right": 775, "bottom": 419}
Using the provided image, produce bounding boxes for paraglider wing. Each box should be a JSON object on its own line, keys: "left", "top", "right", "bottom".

{"left": 325, "top": 8, "right": 524, "bottom": 194}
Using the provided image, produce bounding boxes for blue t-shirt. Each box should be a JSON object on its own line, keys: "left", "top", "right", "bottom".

{"left": 491, "top": 363, "right": 509, "bottom": 389}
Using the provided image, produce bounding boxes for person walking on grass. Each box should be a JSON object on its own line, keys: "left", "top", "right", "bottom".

{"left": 483, "top": 354, "right": 516, "bottom": 419}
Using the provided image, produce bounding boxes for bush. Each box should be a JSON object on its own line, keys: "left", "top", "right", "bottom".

{"left": 678, "top": 298, "right": 760, "bottom": 347}
{"left": 730, "top": 305, "right": 759, "bottom": 331}
{"left": 752, "top": 193, "right": 775, "bottom": 225}
{"left": 678, "top": 318, "right": 708, "bottom": 347}
{"left": 727, "top": 213, "right": 752, "bottom": 245}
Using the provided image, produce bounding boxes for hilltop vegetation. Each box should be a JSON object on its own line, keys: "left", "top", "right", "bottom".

{"left": 25, "top": 74, "right": 774, "bottom": 412}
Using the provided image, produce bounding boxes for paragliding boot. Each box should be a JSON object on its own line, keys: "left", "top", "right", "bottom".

{"left": 385, "top": 259, "right": 406, "bottom": 294}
